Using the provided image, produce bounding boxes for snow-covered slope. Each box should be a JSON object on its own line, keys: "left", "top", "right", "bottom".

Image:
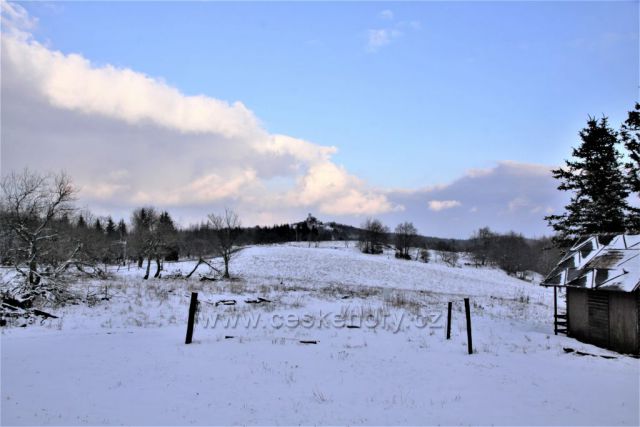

{"left": 2, "top": 243, "right": 638, "bottom": 425}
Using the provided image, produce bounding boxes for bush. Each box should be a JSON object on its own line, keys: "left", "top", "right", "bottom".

{"left": 438, "top": 250, "right": 459, "bottom": 267}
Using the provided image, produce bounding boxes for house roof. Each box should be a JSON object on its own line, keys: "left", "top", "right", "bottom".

{"left": 541, "top": 234, "right": 640, "bottom": 292}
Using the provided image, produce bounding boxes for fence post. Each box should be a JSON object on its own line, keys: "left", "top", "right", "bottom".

{"left": 464, "top": 297, "right": 473, "bottom": 354}
{"left": 553, "top": 286, "right": 558, "bottom": 335}
{"left": 446, "top": 301, "right": 452, "bottom": 340}
{"left": 185, "top": 292, "right": 198, "bottom": 344}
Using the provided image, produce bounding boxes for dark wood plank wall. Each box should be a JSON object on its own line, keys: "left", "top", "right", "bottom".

{"left": 587, "top": 291, "right": 610, "bottom": 348}
{"left": 609, "top": 291, "right": 640, "bottom": 354}
{"left": 568, "top": 288, "right": 639, "bottom": 354}
{"left": 567, "top": 287, "right": 588, "bottom": 341}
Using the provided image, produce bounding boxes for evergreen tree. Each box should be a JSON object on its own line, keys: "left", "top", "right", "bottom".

{"left": 157, "top": 211, "right": 179, "bottom": 261}
{"left": 545, "top": 117, "right": 630, "bottom": 245}
{"left": 620, "top": 103, "right": 640, "bottom": 232}
{"left": 105, "top": 216, "right": 117, "bottom": 239}
{"left": 94, "top": 218, "right": 103, "bottom": 233}
{"left": 620, "top": 103, "right": 640, "bottom": 195}
{"left": 158, "top": 211, "right": 176, "bottom": 231}
{"left": 117, "top": 219, "right": 128, "bottom": 238}
{"left": 76, "top": 214, "right": 87, "bottom": 229}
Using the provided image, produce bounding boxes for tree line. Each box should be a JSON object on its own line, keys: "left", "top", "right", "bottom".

{"left": 1, "top": 104, "right": 637, "bottom": 304}
{"left": 356, "top": 216, "right": 558, "bottom": 276}
{"left": 0, "top": 168, "right": 555, "bottom": 309}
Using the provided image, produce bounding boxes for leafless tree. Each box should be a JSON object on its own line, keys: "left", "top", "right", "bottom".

{"left": 437, "top": 250, "right": 460, "bottom": 267}
{"left": 130, "top": 207, "right": 166, "bottom": 279}
{"left": 0, "top": 169, "right": 79, "bottom": 304}
{"left": 358, "top": 218, "right": 389, "bottom": 254}
{"left": 469, "top": 226, "right": 496, "bottom": 267}
{"left": 394, "top": 221, "right": 417, "bottom": 260}
{"left": 208, "top": 208, "right": 243, "bottom": 279}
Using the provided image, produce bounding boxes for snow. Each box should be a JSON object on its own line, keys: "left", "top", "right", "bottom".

{"left": 2, "top": 242, "right": 639, "bottom": 425}
{"left": 543, "top": 234, "right": 640, "bottom": 292}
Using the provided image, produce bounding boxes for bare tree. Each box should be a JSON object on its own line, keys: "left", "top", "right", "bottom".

{"left": 394, "top": 221, "right": 417, "bottom": 260}
{"left": 437, "top": 250, "right": 460, "bottom": 267}
{"left": 0, "top": 169, "right": 79, "bottom": 304}
{"left": 130, "top": 207, "right": 167, "bottom": 279}
{"left": 208, "top": 208, "right": 243, "bottom": 279}
{"left": 469, "top": 227, "right": 496, "bottom": 267}
{"left": 358, "top": 218, "right": 389, "bottom": 254}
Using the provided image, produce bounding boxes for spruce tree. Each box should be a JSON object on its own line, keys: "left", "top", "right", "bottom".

{"left": 620, "top": 104, "right": 640, "bottom": 232}
{"left": 117, "top": 219, "right": 127, "bottom": 238}
{"left": 545, "top": 117, "right": 630, "bottom": 245}
{"left": 105, "top": 217, "right": 117, "bottom": 239}
{"left": 620, "top": 103, "right": 640, "bottom": 195}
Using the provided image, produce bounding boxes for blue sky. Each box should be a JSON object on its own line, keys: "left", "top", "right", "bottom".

{"left": 22, "top": 1, "right": 638, "bottom": 186}
{"left": 2, "top": 1, "right": 638, "bottom": 237}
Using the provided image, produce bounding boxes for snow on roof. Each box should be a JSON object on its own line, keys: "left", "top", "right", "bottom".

{"left": 541, "top": 234, "right": 640, "bottom": 292}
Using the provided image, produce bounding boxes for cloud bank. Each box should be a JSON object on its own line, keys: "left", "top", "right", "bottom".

{"left": 1, "top": 1, "right": 566, "bottom": 237}
{"left": 380, "top": 161, "right": 568, "bottom": 238}
{"left": 1, "top": 1, "right": 400, "bottom": 225}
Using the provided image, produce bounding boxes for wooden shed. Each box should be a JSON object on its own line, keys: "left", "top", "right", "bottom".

{"left": 541, "top": 234, "right": 640, "bottom": 355}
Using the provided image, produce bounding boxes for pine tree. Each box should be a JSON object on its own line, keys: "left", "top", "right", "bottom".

{"left": 117, "top": 219, "right": 127, "bottom": 238}
{"left": 545, "top": 117, "right": 630, "bottom": 245}
{"left": 94, "top": 218, "right": 103, "bottom": 233}
{"left": 620, "top": 103, "right": 640, "bottom": 195}
{"left": 105, "top": 216, "right": 117, "bottom": 239}
{"left": 620, "top": 104, "right": 640, "bottom": 232}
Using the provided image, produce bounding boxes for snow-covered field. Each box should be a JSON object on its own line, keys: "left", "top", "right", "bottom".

{"left": 2, "top": 243, "right": 638, "bottom": 425}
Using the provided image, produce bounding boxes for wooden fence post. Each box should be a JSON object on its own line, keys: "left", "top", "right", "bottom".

{"left": 553, "top": 286, "right": 558, "bottom": 335}
{"left": 185, "top": 292, "right": 198, "bottom": 344}
{"left": 464, "top": 297, "right": 473, "bottom": 354}
{"left": 446, "top": 301, "right": 452, "bottom": 340}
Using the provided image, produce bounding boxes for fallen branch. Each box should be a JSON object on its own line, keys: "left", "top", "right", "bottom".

{"left": 186, "top": 257, "right": 223, "bottom": 279}
{"left": 215, "top": 299, "right": 236, "bottom": 307}
{"left": 245, "top": 297, "right": 272, "bottom": 304}
{"left": 563, "top": 347, "right": 617, "bottom": 359}
{"left": 1, "top": 297, "right": 58, "bottom": 325}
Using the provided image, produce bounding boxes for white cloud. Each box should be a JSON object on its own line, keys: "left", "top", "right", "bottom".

{"left": 381, "top": 161, "right": 568, "bottom": 238}
{"left": 507, "top": 196, "right": 529, "bottom": 212}
{"left": 0, "top": 0, "right": 36, "bottom": 41}
{"left": 1, "top": 7, "right": 399, "bottom": 224}
{"left": 285, "top": 161, "right": 399, "bottom": 216}
{"left": 428, "top": 200, "right": 462, "bottom": 211}
{"left": 365, "top": 11, "right": 420, "bottom": 53}
{"left": 2, "top": 36, "right": 260, "bottom": 139}
{"left": 379, "top": 9, "right": 394, "bottom": 20}
{"left": 256, "top": 134, "right": 337, "bottom": 167}
{"left": 367, "top": 29, "right": 402, "bottom": 52}
{"left": 398, "top": 20, "right": 421, "bottom": 31}
{"left": 174, "top": 169, "right": 259, "bottom": 205}
{"left": 0, "top": 4, "right": 568, "bottom": 236}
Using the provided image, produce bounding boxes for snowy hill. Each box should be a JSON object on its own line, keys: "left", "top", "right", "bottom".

{"left": 1, "top": 242, "right": 638, "bottom": 425}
